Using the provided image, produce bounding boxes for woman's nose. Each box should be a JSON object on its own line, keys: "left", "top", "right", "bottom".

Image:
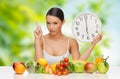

{"left": 50, "top": 25, "right": 54, "bottom": 29}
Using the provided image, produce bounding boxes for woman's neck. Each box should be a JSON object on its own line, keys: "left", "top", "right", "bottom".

{"left": 48, "top": 32, "right": 65, "bottom": 40}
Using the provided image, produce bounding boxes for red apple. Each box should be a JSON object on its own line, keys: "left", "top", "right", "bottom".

{"left": 13, "top": 62, "right": 26, "bottom": 74}
{"left": 84, "top": 62, "right": 97, "bottom": 73}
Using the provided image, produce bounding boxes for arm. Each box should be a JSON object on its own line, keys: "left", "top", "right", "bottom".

{"left": 78, "top": 42, "right": 96, "bottom": 60}
{"left": 34, "top": 38, "right": 43, "bottom": 61}
{"left": 70, "top": 34, "right": 102, "bottom": 60}
{"left": 34, "top": 22, "right": 43, "bottom": 61}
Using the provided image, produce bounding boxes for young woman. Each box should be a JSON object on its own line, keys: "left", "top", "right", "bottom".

{"left": 34, "top": 7, "right": 102, "bottom": 64}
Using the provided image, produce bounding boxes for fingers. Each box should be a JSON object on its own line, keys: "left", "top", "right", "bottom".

{"left": 33, "top": 22, "right": 43, "bottom": 38}
{"left": 34, "top": 30, "right": 42, "bottom": 38}
{"left": 92, "top": 33, "right": 102, "bottom": 44}
{"left": 36, "top": 22, "right": 42, "bottom": 31}
{"left": 34, "top": 31, "right": 38, "bottom": 37}
{"left": 36, "top": 22, "right": 40, "bottom": 29}
{"left": 35, "top": 22, "right": 43, "bottom": 35}
{"left": 94, "top": 34, "right": 102, "bottom": 40}
{"left": 97, "top": 33, "right": 102, "bottom": 40}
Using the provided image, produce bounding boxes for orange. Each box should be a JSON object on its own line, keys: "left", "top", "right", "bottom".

{"left": 13, "top": 62, "right": 26, "bottom": 74}
{"left": 95, "top": 57, "right": 103, "bottom": 64}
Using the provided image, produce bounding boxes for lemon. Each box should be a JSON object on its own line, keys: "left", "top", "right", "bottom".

{"left": 37, "top": 58, "right": 48, "bottom": 66}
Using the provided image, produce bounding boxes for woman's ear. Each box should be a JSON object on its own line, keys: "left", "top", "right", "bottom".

{"left": 62, "top": 20, "right": 65, "bottom": 25}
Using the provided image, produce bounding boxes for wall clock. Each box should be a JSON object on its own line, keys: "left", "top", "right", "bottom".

{"left": 72, "top": 13, "right": 102, "bottom": 42}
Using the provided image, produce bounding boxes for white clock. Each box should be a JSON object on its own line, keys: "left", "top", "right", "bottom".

{"left": 72, "top": 13, "right": 102, "bottom": 42}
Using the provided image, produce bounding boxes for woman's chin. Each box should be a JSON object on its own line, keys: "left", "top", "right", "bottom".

{"left": 49, "top": 32, "right": 56, "bottom": 36}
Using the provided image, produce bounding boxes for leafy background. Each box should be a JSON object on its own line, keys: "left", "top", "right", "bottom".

{"left": 0, "top": 0, "right": 120, "bottom": 66}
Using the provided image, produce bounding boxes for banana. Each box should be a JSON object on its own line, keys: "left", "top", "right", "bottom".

{"left": 72, "top": 60, "right": 87, "bottom": 65}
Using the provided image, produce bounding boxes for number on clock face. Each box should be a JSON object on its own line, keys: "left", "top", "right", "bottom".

{"left": 72, "top": 13, "right": 102, "bottom": 42}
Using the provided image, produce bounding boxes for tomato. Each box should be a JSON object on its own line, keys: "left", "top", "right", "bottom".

{"left": 64, "top": 58, "right": 69, "bottom": 62}
{"left": 64, "top": 68, "right": 68, "bottom": 71}
{"left": 57, "top": 71, "right": 62, "bottom": 76}
{"left": 63, "top": 70, "right": 68, "bottom": 75}
{"left": 64, "top": 62, "right": 68, "bottom": 67}
{"left": 60, "top": 60, "right": 64, "bottom": 63}
{"left": 56, "top": 64, "right": 60, "bottom": 69}
{"left": 60, "top": 62, "right": 65, "bottom": 67}
{"left": 53, "top": 70, "right": 57, "bottom": 75}
{"left": 59, "top": 66, "right": 64, "bottom": 71}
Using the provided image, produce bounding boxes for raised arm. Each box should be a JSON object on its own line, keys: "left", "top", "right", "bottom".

{"left": 70, "top": 34, "right": 102, "bottom": 60}
{"left": 34, "top": 22, "right": 44, "bottom": 61}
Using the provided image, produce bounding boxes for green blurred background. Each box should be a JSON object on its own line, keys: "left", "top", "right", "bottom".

{"left": 0, "top": 0, "right": 120, "bottom": 66}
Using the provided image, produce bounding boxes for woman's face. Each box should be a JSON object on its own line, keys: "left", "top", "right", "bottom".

{"left": 46, "top": 15, "right": 64, "bottom": 36}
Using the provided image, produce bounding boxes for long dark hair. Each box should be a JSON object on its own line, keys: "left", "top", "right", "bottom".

{"left": 46, "top": 7, "right": 64, "bottom": 22}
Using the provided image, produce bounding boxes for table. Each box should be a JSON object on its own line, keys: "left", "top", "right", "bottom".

{"left": 0, "top": 66, "right": 120, "bottom": 79}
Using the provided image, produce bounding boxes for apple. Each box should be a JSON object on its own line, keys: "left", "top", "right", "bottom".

{"left": 73, "top": 62, "right": 84, "bottom": 73}
{"left": 13, "top": 62, "right": 26, "bottom": 74}
{"left": 97, "top": 61, "right": 109, "bottom": 74}
{"left": 97, "top": 56, "right": 109, "bottom": 74}
{"left": 84, "top": 62, "right": 97, "bottom": 73}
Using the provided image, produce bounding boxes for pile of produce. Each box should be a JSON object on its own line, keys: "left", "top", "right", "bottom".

{"left": 12, "top": 56, "right": 109, "bottom": 75}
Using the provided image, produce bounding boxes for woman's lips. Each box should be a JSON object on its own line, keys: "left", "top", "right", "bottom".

{"left": 50, "top": 30, "right": 55, "bottom": 32}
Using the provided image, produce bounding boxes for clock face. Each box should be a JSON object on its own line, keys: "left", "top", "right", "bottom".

{"left": 72, "top": 13, "right": 102, "bottom": 42}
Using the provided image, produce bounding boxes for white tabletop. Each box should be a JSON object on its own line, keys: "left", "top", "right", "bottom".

{"left": 0, "top": 66, "right": 120, "bottom": 79}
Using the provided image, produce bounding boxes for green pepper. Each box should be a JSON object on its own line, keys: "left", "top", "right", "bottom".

{"left": 68, "top": 62, "right": 74, "bottom": 73}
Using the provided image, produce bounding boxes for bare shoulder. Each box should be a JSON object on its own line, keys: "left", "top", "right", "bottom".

{"left": 69, "top": 37, "right": 78, "bottom": 46}
{"left": 43, "top": 34, "right": 49, "bottom": 39}
{"left": 69, "top": 37, "right": 77, "bottom": 43}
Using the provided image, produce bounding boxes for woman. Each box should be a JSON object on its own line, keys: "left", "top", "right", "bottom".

{"left": 34, "top": 7, "right": 102, "bottom": 64}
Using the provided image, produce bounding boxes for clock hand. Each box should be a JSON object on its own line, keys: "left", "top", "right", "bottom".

{"left": 84, "top": 15, "right": 88, "bottom": 34}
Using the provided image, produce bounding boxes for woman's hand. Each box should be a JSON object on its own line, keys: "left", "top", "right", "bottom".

{"left": 92, "top": 34, "right": 102, "bottom": 45}
{"left": 34, "top": 22, "right": 43, "bottom": 39}
{"left": 34, "top": 22, "right": 44, "bottom": 61}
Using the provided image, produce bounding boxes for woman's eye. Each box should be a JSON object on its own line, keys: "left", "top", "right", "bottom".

{"left": 54, "top": 22, "right": 58, "bottom": 24}
{"left": 47, "top": 22, "right": 50, "bottom": 25}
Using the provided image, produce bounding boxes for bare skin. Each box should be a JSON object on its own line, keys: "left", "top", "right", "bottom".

{"left": 34, "top": 15, "right": 102, "bottom": 61}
